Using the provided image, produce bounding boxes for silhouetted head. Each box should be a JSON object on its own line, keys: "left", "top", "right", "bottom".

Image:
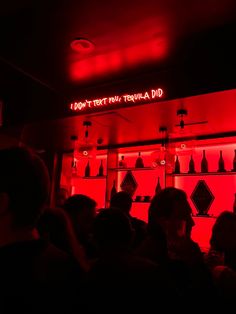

{"left": 63, "top": 194, "right": 97, "bottom": 236}
{"left": 94, "top": 208, "right": 133, "bottom": 251}
{"left": 0, "top": 146, "right": 50, "bottom": 229}
{"left": 210, "top": 211, "right": 236, "bottom": 270}
{"left": 110, "top": 191, "right": 132, "bottom": 215}
{"left": 210, "top": 211, "right": 236, "bottom": 253}
{"left": 148, "top": 187, "right": 194, "bottom": 238}
{"left": 37, "top": 207, "right": 71, "bottom": 252}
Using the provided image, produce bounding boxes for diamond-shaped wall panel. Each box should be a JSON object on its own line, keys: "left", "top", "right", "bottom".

{"left": 120, "top": 170, "right": 138, "bottom": 197}
{"left": 191, "top": 180, "right": 215, "bottom": 216}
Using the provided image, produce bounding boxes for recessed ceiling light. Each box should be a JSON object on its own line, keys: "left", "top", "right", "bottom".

{"left": 70, "top": 38, "right": 95, "bottom": 54}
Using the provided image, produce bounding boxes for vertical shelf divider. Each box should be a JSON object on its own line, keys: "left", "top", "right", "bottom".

{"left": 106, "top": 149, "right": 118, "bottom": 207}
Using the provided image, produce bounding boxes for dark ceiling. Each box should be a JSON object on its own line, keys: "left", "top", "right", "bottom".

{"left": 0, "top": 0, "right": 236, "bottom": 149}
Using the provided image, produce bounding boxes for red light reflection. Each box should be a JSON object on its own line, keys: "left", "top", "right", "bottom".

{"left": 69, "top": 37, "right": 167, "bottom": 82}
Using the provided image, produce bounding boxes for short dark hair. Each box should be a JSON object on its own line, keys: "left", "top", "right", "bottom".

{"left": 210, "top": 211, "right": 236, "bottom": 252}
{"left": 110, "top": 191, "right": 132, "bottom": 214}
{"left": 0, "top": 146, "right": 50, "bottom": 227}
{"left": 149, "top": 187, "right": 193, "bottom": 219}
{"left": 93, "top": 208, "right": 133, "bottom": 249}
{"left": 148, "top": 187, "right": 194, "bottom": 234}
{"left": 63, "top": 194, "right": 97, "bottom": 214}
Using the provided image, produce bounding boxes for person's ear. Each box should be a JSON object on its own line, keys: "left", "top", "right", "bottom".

{"left": 0, "top": 192, "right": 10, "bottom": 217}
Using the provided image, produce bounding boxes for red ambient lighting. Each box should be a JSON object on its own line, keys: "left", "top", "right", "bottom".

{"left": 70, "top": 88, "right": 164, "bottom": 111}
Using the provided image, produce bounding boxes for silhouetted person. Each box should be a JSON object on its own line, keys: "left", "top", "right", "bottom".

{"left": 148, "top": 187, "right": 201, "bottom": 264}
{"left": 63, "top": 194, "right": 97, "bottom": 259}
{"left": 37, "top": 207, "right": 90, "bottom": 272}
{"left": 210, "top": 211, "right": 236, "bottom": 269}
{"left": 88, "top": 208, "right": 178, "bottom": 313}
{"left": 110, "top": 191, "right": 147, "bottom": 248}
{"left": 0, "top": 147, "right": 84, "bottom": 314}
{"left": 207, "top": 211, "right": 236, "bottom": 304}
{"left": 138, "top": 187, "right": 215, "bottom": 307}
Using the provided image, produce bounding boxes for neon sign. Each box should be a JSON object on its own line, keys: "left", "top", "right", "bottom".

{"left": 70, "top": 88, "right": 164, "bottom": 111}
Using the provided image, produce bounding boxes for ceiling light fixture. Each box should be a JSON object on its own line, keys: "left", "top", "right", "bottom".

{"left": 74, "top": 121, "right": 97, "bottom": 159}
{"left": 70, "top": 37, "right": 95, "bottom": 54}
{"left": 151, "top": 126, "right": 168, "bottom": 167}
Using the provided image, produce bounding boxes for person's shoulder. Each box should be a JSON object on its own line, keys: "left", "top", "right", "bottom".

{"left": 41, "top": 240, "right": 70, "bottom": 260}
{"left": 36, "top": 240, "right": 83, "bottom": 281}
{"left": 130, "top": 216, "right": 147, "bottom": 228}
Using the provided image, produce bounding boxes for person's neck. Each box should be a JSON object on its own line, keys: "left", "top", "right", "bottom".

{"left": 0, "top": 224, "right": 39, "bottom": 248}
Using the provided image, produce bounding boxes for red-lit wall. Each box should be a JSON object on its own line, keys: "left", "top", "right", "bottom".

{"left": 174, "top": 143, "right": 236, "bottom": 251}
{"left": 60, "top": 154, "right": 107, "bottom": 209}
{"left": 60, "top": 142, "right": 236, "bottom": 251}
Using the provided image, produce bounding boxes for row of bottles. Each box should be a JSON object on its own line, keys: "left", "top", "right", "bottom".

{"left": 119, "top": 152, "right": 145, "bottom": 168}
{"left": 72, "top": 159, "right": 105, "bottom": 177}
{"left": 110, "top": 176, "right": 162, "bottom": 201}
{"left": 110, "top": 177, "right": 236, "bottom": 217}
{"left": 174, "top": 149, "right": 236, "bottom": 174}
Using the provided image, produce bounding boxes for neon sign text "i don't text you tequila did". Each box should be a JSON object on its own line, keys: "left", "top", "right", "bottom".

{"left": 70, "top": 88, "right": 164, "bottom": 111}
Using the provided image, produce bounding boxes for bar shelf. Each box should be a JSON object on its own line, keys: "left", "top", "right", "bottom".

{"left": 72, "top": 174, "right": 107, "bottom": 179}
{"left": 83, "top": 175, "right": 107, "bottom": 179}
{"left": 108, "top": 167, "right": 155, "bottom": 171}
{"left": 132, "top": 201, "right": 151, "bottom": 203}
{"left": 192, "top": 214, "right": 217, "bottom": 218}
{"left": 168, "top": 171, "right": 236, "bottom": 177}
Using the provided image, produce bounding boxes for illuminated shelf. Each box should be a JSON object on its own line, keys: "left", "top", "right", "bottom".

{"left": 168, "top": 171, "right": 236, "bottom": 177}
{"left": 72, "top": 174, "right": 106, "bottom": 179}
{"left": 192, "top": 214, "right": 217, "bottom": 218}
{"left": 133, "top": 201, "right": 151, "bottom": 203}
{"left": 83, "top": 176, "right": 107, "bottom": 179}
{"left": 109, "top": 167, "right": 155, "bottom": 171}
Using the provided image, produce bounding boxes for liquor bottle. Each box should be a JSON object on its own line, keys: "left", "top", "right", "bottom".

{"left": 84, "top": 160, "right": 90, "bottom": 177}
{"left": 110, "top": 180, "right": 117, "bottom": 200}
{"left": 71, "top": 158, "right": 77, "bottom": 175}
{"left": 98, "top": 160, "right": 104, "bottom": 176}
{"left": 233, "top": 149, "right": 236, "bottom": 172}
{"left": 174, "top": 155, "right": 180, "bottom": 174}
{"left": 201, "top": 150, "right": 208, "bottom": 173}
{"left": 119, "top": 155, "right": 127, "bottom": 168}
{"left": 218, "top": 150, "right": 226, "bottom": 172}
{"left": 233, "top": 193, "right": 236, "bottom": 214}
{"left": 155, "top": 177, "right": 162, "bottom": 195}
{"left": 188, "top": 155, "right": 196, "bottom": 173}
{"left": 135, "top": 152, "right": 144, "bottom": 168}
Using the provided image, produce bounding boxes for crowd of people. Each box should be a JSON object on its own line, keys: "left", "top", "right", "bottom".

{"left": 0, "top": 146, "right": 235, "bottom": 313}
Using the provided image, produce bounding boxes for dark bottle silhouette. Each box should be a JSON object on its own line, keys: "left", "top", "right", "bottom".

{"left": 233, "top": 149, "right": 236, "bottom": 171}
{"left": 188, "top": 155, "right": 196, "bottom": 173}
{"left": 98, "top": 159, "right": 104, "bottom": 176}
{"left": 218, "top": 150, "right": 226, "bottom": 172}
{"left": 201, "top": 150, "right": 208, "bottom": 173}
{"left": 155, "top": 177, "right": 162, "bottom": 195}
{"left": 174, "top": 155, "right": 180, "bottom": 174}
{"left": 135, "top": 152, "right": 144, "bottom": 168}
{"left": 233, "top": 193, "right": 236, "bottom": 214}
{"left": 85, "top": 160, "right": 90, "bottom": 177}
{"left": 119, "top": 155, "right": 127, "bottom": 168}
{"left": 110, "top": 180, "right": 117, "bottom": 200}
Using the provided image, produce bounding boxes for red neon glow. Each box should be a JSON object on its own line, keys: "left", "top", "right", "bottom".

{"left": 61, "top": 155, "right": 107, "bottom": 209}
{"left": 116, "top": 145, "right": 236, "bottom": 251}
{"left": 69, "top": 36, "right": 167, "bottom": 82}
{"left": 70, "top": 88, "right": 164, "bottom": 111}
{"left": 61, "top": 142, "right": 236, "bottom": 251}
{"left": 174, "top": 143, "right": 236, "bottom": 250}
